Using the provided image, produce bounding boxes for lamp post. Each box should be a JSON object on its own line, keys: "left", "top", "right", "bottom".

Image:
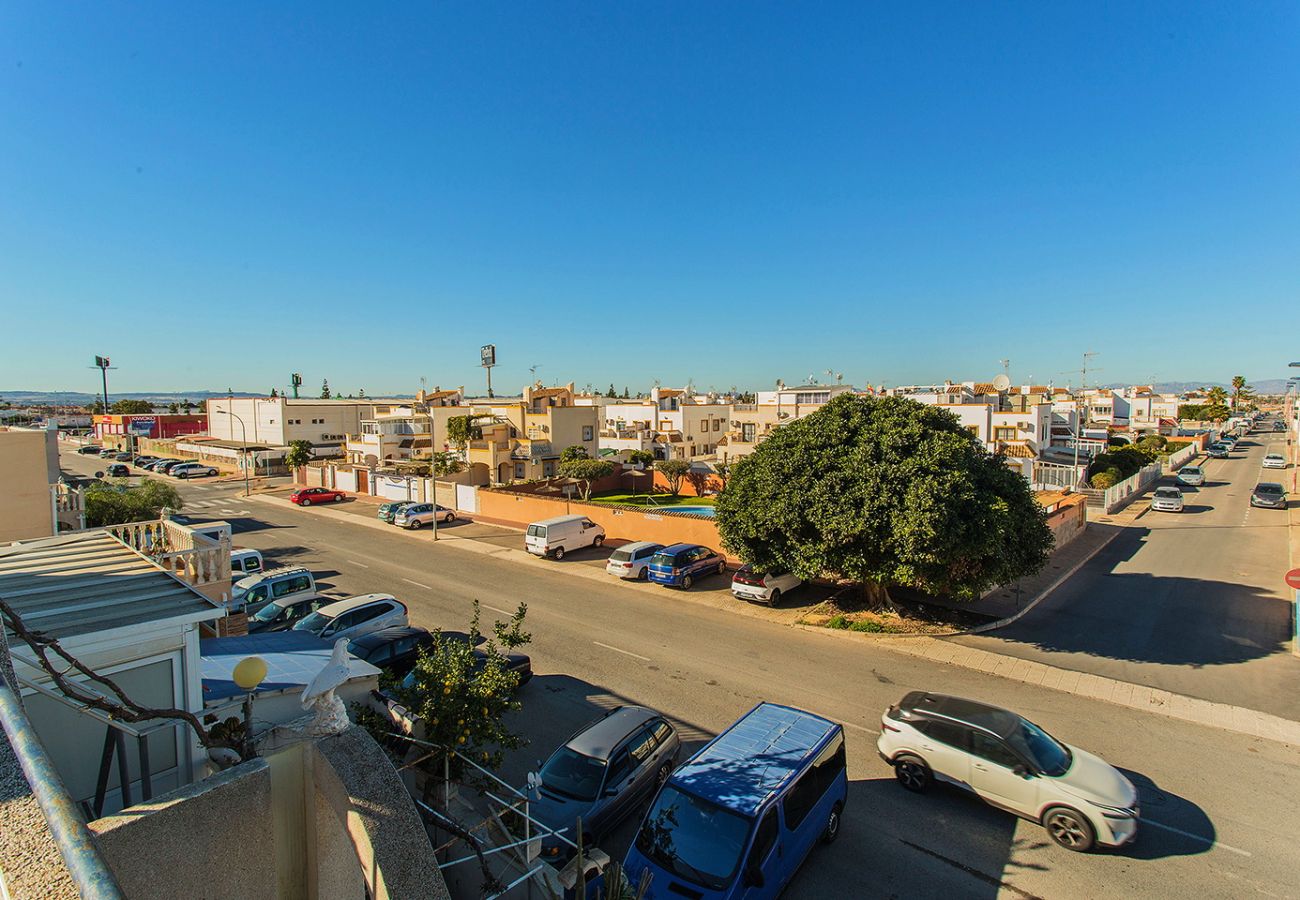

{"left": 214, "top": 404, "right": 252, "bottom": 497}
{"left": 231, "top": 656, "right": 267, "bottom": 760}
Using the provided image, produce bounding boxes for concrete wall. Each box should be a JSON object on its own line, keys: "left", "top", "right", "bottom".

{"left": 475, "top": 488, "right": 730, "bottom": 558}
{"left": 0, "top": 428, "right": 57, "bottom": 543}
{"left": 1044, "top": 494, "right": 1088, "bottom": 549}
{"left": 90, "top": 758, "right": 277, "bottom": 900}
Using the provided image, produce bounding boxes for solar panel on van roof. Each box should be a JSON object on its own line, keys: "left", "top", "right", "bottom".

{"left": 669, "top": 702, "right": 837, "bottom": 816}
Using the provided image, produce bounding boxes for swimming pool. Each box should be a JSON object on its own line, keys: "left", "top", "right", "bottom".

{"left": 663, "top": 506, "right": 716, "bottom": 517}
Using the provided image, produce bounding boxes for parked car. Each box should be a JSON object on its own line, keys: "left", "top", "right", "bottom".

{"left": 142, "top": 458, "right": 178, "bottom": 471}
{"left": 623, "top": 703, "right": 846, "bottom": 898}
{"left": 104, "top": 463, "right": 130, "bottom": 478}
{"left": 230, "top": 566, "right": 320, "bottom": 615}
{"left": 525, "top": 514, "right": 605, "bottom": 560}
{"left": 647, "top": 544, "right": 726, "bottom": 589}
{"left": 290, "top": 487, "right": 347, "bottom": 506}
{"left": 170, "top": 462, "right": 218, "bottom": 479}
{"left": 1206, "top": 443, "right": 1230, "bottom": 459}
{"left": 531, "top": 706, "right": 681, "bottom": 861}
{"left": 877, "top": 691, "right": 1138, "bottom": 852}
{"left": 293, "top": 593, "right": 409, "bottom": 641}
{"left": 76, "top": 445, "right": 103, "bottom": 455}
{"left": 1175, "top": 465, "right": 1204, "bottom": 487}
{"left": 393, "top": 503, "right": 455, "bottom": 529}
{"left": 98, "top": 447, "right": 119, "bottom": 458}
{"left": 246, "top": 594, "right": 323, "bottom": 633}
{"left": 1149, "top": 486, "right": 1184, "bottom": 513}
{"left": 113, "top": 451, "right": 133, "bottom": 462}
{"left": 1275, "top": 421, "right": 1286, "bottom": 432}
{"left": 133, "top": 455, "right": 160, "bottom": 468}
{"left": 1250, "top": 482, "right": 1288, "bottom": 510}
{"left": 229, "top": 548, "right": 265, "bottom": 581}
{"left": 377, "top": 500, "right": 416, "bottom": 523}
{"left": 155, "top": 460, "right": 189, "bottom": 474}
{"left": 731, "top": 565, "right": 803, "bottom": 605}
{"left": 1262, "top": 453, "right": 1286, "bottom": 470}
{"left": 605, "top": 541, "right": 664, "bottom": 580}
{"left": 391, "top": 636, "right": 533, "bottom": 688}
{"left": 347, "top": 626, "right": 435, "bottom": 675}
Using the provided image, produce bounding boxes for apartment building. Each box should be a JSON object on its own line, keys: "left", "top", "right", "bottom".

{"left": 599, "top": 386, "right": 731, "bottom": 461}
{"left": 0, "top": 425, "right": 63, "bottom": 543}
{"left": 722, "top": 383, "right": 857, "bottom": 459}
{"left": 344, "top": 388, "right": 464, "bottom": 467}
{"left": 205, "top": 396, "right": 375, "bottom": 455}
{"left": 466, "top": 383, "right": 601, "bottom": 483}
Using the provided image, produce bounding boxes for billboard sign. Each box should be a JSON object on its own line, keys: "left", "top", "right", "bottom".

{"left": 128, "top": 417, "right": 156, "bottom": 436}
{"left": 480, "top": 344, "right": 496, "bottom": 368}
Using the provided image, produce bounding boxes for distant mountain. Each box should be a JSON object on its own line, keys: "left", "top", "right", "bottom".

{"left": 0, "top": 390, "right": 267, "bottom": 406}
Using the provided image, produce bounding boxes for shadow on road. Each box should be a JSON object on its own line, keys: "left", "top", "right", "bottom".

{"left": 1118, "top": 768, "right": 1217, "bottom": 861}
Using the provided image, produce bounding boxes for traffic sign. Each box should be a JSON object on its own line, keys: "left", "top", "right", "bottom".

{"left": 1286, "top": 569, "right": 1300, "bottom": 591}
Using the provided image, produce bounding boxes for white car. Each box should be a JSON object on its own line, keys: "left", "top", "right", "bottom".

{"left": 1175, "top": 466, "right": 1204, "bottom": 486}
{"left": 292, "top": 593, "right": 408, "bottom": 641}
{"left": 1262, "top": 453, "right": 1286, "bottom": 470}
{"left": 170, "top": 462, "right": 218, "bottom": 479}
{"left": 878, "top": 692, "right": 1138, "bottom": 852}
{"left": 1149, "top": 486, "right": 1184, "bottom": 512}
{"left": 730, "top": 565, "right": 803, "bottom": 605}
{"left": 604, "top": 541, "right": 664, "bottom": 580}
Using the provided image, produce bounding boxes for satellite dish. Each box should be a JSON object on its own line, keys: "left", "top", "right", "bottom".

{"left": 992, "top": 374, "right": 1012, "bottom": 391}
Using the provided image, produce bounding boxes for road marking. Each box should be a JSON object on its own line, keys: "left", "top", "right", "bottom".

{"left": 346, "top": 559, "right": 371, "bottom": 569}
{"left": 839, "top": 720, "right": 879, "bottom": 735}
{"left": 593, "top": 641, "right": 651, "bottom": 662}
{"left": 480, "top": 603, "right": 513, "bottom": 616}
{"left": 1141, "top": 818, "right": 1251, "bottom": 857}
{"left": 402, "top": 578, "right": 432, "bottom": 590}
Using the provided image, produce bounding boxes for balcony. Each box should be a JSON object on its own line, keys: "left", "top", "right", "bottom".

{"left": 104, "top": 517, "right": 231, "bottom": 599}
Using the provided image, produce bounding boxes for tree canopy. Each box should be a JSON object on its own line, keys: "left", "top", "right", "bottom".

{"left": 714, "top": 394, "right": 1053, "bottom": 600}
{"left": 284, "top": 440, "right": 314, "bottom": 469}
{"left": 446, "top": 415, "right": 481, "bottom": 448}
{"left": 654, "top": 458, "right": 691, "bottom": 495}
{"left": 559, "top": 444, "right": 589, "bottom": 463}
{"left": 84, "top": 479, "right": 184, "bottom": 527}
{"left": 557, "top": 458, "right": 615, "bottom": 499}
{"left": 111, "top": 399, "right": 155, "bottom": 414}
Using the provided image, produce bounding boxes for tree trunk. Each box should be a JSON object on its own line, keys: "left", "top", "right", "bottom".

{"left": 862, "top": 581, "right": 901, "bottom": 614}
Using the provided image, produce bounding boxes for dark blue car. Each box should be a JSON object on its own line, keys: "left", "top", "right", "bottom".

{"left": 646, "top": 544, "right": 727, "bottom": 589}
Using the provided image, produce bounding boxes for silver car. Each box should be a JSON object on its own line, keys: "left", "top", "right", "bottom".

{"left": 1175, "top": 466, "right": 1204, "bottom": 486}
{"left": 1250, "top": 483, "right": 1287, "bottom": 509}
{"left": 393, "top": 502, "right": 456, "bottom": 529}
{"left": 1149, "top": 486, "right": 1184, "bottom": 513}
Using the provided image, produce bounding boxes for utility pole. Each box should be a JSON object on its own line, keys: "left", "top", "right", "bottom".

{"left": 1073, "top": 351, "right": 1099, "bottom": 486}
{"left": 90, "top": 356, "right": 115, "bottom": 413}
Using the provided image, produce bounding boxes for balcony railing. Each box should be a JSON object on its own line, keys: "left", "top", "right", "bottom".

{"left": 105, "top": 518, "right": 230, "bottom": 589}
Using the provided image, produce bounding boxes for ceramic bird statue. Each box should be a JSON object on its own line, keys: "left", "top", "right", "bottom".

{"left": 301, "top": 637, "right": 352, "bottom": 734}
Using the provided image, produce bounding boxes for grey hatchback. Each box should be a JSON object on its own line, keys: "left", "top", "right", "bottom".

{"left": 1251, "top": 482, "right": 1288, "bottom": 509}
{"left": 531, "top": 706, "right": 680, "bottom": 861}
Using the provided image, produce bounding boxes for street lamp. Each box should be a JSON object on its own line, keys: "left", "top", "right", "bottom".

{"left": 213, "top": 405, "right": 252, "bottom": 497}
{"left": 231, "top": 656, "right": 267, "bottom": 760}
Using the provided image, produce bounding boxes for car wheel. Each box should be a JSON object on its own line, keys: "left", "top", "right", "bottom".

{"left": 716, "top": 562, "right": 726, "bottom": 577}
{"left": 178, "top": 472, "right": 187, "bottom": 479}
{"left": 893, "top": 754, "right": 931, "bottom": 793}
{"left": 822, "top": 801, "right": 843, "bottom": 844}
{"left": 300, "top": 498, "right": 312, "bottom": 506}
{"left": 768, "top": 588, "right": 782, "bottom": 607}
{"left": 593, "top": 535, "right": 605, "bottom": 548}
{"left": 445, "top": 513, "right": 455, "bottom": 522}
{"left": 682, "top": 574, "right": 693, "bottom": 590}
{"left": 409, "top": 519, "right": 422, "bottom": 529}
{"left": 553, "top": 546, "right": 565, "bottom": 561}
{"left": 1043, "top": 806, "right": 1095, "bottom": 852}
{"left": 637, "top": 567, "right": 648, "bottom": 581}
{"left": 334, "top": 494, "right": 344, "bottom": 502}
{"left": 656, "top": 761, "right": 672, "bottom": 788}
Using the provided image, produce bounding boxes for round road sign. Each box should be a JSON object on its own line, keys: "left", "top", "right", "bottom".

{"left": 1286, "top": 569, "right": 1300, "bottom": 591}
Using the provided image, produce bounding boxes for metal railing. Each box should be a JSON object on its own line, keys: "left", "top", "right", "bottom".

{"left": 0, "top": 679, "right": 125, "bottom": 899}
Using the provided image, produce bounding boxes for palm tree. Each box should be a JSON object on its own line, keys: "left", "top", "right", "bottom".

{"left": 1230, "top": 375, "right": 1253, "bottom": 410}
{"left": 1206, "top": 385, "right": 1228, "bottom": 407}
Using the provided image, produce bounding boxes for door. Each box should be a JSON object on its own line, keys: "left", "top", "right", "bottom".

{"left": 968, "top": 732, "right": 1037, "bottom": 813}
{"left": 914, "top": 720, "right": 972, "bottom": 786}
{"left": 599, "top": 744, "right": 642, "bottom": 832}
{"left": 455, "top": 483, "right": 478, "bottom": 513}
{"left": 741, "top": 807, "right": 782, "bottom": 899}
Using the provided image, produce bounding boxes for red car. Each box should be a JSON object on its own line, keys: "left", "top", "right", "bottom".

{"left": 290, "top": 487, "right": 347, "bottom": 506}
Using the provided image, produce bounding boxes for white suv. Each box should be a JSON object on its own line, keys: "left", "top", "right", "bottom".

{"left": 877, "top": 692, "right": 1138, "bottom": 852}
{"left": 1262, "top": 453, "right": 1286, "bottom": 470}
{"left": 730, "top": 565, "right": 803, "bottom": 605}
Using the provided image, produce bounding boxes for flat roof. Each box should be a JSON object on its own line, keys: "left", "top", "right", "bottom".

{"left": 0, "top": 531, "right": 224, "bottom": 640}
{"left": 671, "top": 702, "right": 837, "bottom": 816}
{"left": 200, "top": 631, "right": 380, "bottom": 702}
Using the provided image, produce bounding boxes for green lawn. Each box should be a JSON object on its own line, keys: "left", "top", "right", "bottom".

{"left": 587, "top": 491, "right": 715, "bottom": 508}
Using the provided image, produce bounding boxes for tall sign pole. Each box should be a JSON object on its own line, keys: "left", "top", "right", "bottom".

{"left": 481, "top": 344, "right": 496, "bottom": 399}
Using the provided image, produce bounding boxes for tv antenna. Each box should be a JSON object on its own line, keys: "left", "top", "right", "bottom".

{"left": 529, "top": 364, "right": 542, "bottom": 377}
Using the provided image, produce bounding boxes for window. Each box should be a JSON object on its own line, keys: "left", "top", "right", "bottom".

{"left": 367, "top": 644, "right": 392, "bottom": 665}
{"left": 915, "top": 719, "right": 969, "bottom": 751}
{"left": 966, "top": 425, "right": 980, "bottom": 436}
{"left": 742, "top": 423, "right": 756, "bottom": 442}
{"left": 651, "top": 719, "right": 672, "bottom": 743}
{"left": 993, "top": 426, "right": 1017, "bottom": 441}
{"left": 583, "top": 425, "right": 594, "bottom": 441}
{"left": 514, "top": 463, "right": 525, "bottom": 479}
{"left": 794, "top": 392, "right": 830, "bottom": 405}
{"left": 783, "top": 732, "right": 846, "bottom": 830}
{"left": 605, "top": 747, "right": 635, "bottom": 786}
{"left": 970, "top": 732, "right": 1022, "bottom": 769}
{"left": 628, "top": 726, "right": 658, "bottom": 764}
{"left": 749, "top": 807, "right": 779, "bottom": 867}
{"left": 352, "top": 605, "right": 388, "bottom": 626}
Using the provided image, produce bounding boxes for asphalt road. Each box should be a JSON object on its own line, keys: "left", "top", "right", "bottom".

{"left": 61, "top": 449, "right": 1300, "bottom": 899}
{"left": 952, "top": 428, "right": 1299, "bottom": 721}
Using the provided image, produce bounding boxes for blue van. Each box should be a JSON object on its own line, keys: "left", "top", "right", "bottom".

{"left": 646, "top": 543, "right": 727, "bottom": 589}
{"left": 623, "top": 703, "right": 847, "bottom": 899}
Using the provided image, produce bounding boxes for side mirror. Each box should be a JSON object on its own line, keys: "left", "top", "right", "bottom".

{"left": 744, "top": 866, "right": 764, "bottom": 889}
{"left": 1013, "top": 765, "right": 1031, "bottom": 778}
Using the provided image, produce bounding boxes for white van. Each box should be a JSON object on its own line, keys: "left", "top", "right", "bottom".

{"left": 230, "top": 548, "right": 265, "bottom": 580}
{"left": 525, "top": 515, "right": 605, "bottom": 560}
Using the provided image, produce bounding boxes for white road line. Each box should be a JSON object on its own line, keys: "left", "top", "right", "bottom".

{"left": 481, "top": 603, "right": 513, "bottom": 616}
{"left": 839, "top": 720, "right": 879, "bottom": 735}
{"left": 593, "top": 641, "right": 651, "bottom": 662}
{"left": 346, "top": 559, "right": 371, "bottom": 569}
{"left": 1141, "top": 818, "right": 1251, "bottom": 857}
{"left": 402, "top": 578, "right": 432, "bottom": 590}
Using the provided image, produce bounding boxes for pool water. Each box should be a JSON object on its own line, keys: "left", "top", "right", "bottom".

{"left": 663, "top": 506, "right": 716, "bottom": 517}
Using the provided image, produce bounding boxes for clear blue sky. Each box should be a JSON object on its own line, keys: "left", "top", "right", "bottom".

{"left": 2, "top": 2, "right": 1297, "bottom": 396}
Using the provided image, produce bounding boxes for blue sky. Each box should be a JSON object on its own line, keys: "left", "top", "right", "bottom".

{"left": 2, "top": 3, "right": 1297, "bottom": 396}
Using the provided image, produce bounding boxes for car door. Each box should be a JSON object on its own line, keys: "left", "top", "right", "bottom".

{"left": 913, "top": 719, "right": 972, "bottom": 787}
{"left": 625, "top": 725, "right": 661, "bottom": 803}
{"left": 365, "top": 642, "right": 393, "bottom": 669}
{"left": 968, "top": 731, "right": 1038, "bottom": 814}
{"left": 740, "top": 806, "right": 782, "bottom": 899}
{"left": 599, "top": 740, "right": 644, "bottom": 830}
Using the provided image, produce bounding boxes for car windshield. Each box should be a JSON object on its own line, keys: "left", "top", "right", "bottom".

{"left": 1182, "top": 467, "right": 1200, "bottom": 475}
{"left": 610, "top": 549, "right": 633, "bottom": 562}
{"left": 293, "top": 610, "right": 334, "bottom": 634}
{"left": 650, "top": 552, "right": 677, "bottom": 566}
{"left": 538, "top": 747, "right": 606, "bottom": 802}
{"left": 634, "top": 786, "right": 751, "bottom": 891}
{"left": 251, "top": 603, "right": 285, "bottom": 623}
{"left": 1006, "top": 718, "right": 1072, "bottom": 776}
{"left": 1155, "top": 488, "right": 1180, "bottom": 498}
{"left": 1256, "top": 485, "right": 1283, "bottom": 495}
{"left": 527, "top": 524, "right": 546, "bottom": 537}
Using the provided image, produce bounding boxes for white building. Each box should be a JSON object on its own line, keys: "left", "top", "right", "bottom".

{"left": 598, "top": 386, "right": 731, "bottom": 460}
{"left": 205, "top": 397, "right": 376, "bottom": 455}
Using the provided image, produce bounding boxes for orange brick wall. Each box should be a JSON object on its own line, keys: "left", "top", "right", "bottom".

{"left": 474, "top": 489, "right": 733, "bottom": 559}
{"left": 1044, "top": 494, "right": 1087, "bottom": 548}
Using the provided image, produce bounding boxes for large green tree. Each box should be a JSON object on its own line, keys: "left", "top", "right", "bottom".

{"left": 284, "top": 440, "right": 314, "bottom": 469}
{"left": 654, "top": 458, "right": 691, "bottom": 496}
{"left": 557, "top": 458, "right": 615, "bottom": 499}
{"left": 715, "top": 394, "right": 1053, "bottom": 603}
{"left": 84, "top": 480, "right": 184, "bottom": 527}
{"left": 1230, "top": 375, "right": 1253, "bottom": 410}
{"left": 559, "top": 444, "right": 590, "bottom": 463}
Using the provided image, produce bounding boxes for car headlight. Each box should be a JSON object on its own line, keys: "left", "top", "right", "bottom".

{"left": 1091, "top": 802, "right": 1137, "bottom": 820}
